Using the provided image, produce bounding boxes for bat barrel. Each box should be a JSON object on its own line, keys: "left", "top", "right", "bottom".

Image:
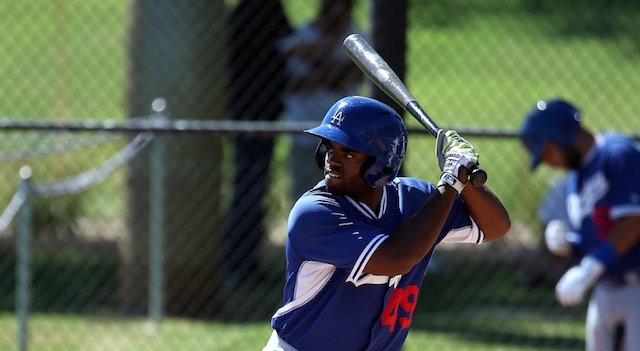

{"left": 343, "top": 34, "right": 416, "bottom": 108}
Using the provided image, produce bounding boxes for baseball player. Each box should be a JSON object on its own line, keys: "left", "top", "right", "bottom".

{"left": 263, "top": 96, "right": 511, "bottom": 350}
{"left": 519, "top": 98, "right": 640, "bottom": 351}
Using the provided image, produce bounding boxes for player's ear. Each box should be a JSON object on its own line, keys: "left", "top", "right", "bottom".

{"left": 360, "top": 155, "right": 376, "bottom": 179}
{"left": 314, "top": 139, "right": 329, "bottom": 170}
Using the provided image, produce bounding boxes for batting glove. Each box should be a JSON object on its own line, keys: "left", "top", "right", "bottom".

{"left": 435, "top": 130, "right": 479, "bottom": 172}
{"left": 438, "top": 160, "right": 466, "bottom": 194}
{"left": 555, "top": 256, "right": 604, "bottom": 307}
{"left": 544, "top": 220, "right": 573, "bottom": 257}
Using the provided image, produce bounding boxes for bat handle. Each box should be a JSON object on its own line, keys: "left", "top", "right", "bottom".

{"left": 469, "top": 166, "right": 487, "bottom": 187}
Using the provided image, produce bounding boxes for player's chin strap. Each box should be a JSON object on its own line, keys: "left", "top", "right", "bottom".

{"left": 437, "top": 172, "right": 466, "bottom": 194}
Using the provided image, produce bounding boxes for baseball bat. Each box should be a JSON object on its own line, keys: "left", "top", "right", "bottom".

{"left": 342, "top": 33, "right": 487, "bottom": 187}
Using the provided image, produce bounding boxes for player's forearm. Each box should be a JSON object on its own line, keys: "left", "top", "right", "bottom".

{"left": 460, "top": 184, "right": 510, "bottom": 241}
{"left": 364, "top": 185, "right": 457, "bottom": 275}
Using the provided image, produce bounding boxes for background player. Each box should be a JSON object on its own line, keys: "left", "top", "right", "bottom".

{"left": 263, "top": 96, "right": 510, "bottom": 350}
{"left": 224, "top": 0, "right": 292, "bottom": 287}
{"left": 519, "top": 98, "right": 640, "bottom": 351}
{"left": 277, "top": 0, "right": 363, "bottom": 200}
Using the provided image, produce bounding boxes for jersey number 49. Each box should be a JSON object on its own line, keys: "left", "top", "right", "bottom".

{"left": 381, "top": 285, "right": 419, "bottom": 332}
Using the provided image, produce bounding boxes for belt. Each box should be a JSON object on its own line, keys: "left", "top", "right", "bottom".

{"left": 601, "top": 268, "right": 640, "bottom": 287}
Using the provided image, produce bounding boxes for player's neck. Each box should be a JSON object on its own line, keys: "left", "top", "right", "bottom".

{"left": 575, "top": 129, "right": 595, "bottom": 160}
{"left": 352, "top": 188, "right": 383, "bottom": 214}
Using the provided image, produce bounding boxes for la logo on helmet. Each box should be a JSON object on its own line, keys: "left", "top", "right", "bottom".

{"left": 331, "top": 111, "right": 344, "bottom": 126}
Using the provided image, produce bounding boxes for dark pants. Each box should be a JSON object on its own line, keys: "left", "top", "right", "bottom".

{"left": 224, "top": 136, "right": 274, "bottom": 285}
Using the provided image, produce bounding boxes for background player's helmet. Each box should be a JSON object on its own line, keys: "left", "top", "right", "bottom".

{"left": 519, "top": 98, "right": 581, "bottom": 169}
{"left": 305, "top": 96, "right": 408, "bottom": 188}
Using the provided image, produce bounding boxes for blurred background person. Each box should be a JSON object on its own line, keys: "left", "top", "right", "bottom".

{"left": 278, "top": 0, "right": 364, "bottom": 201}
{"left": 519, "top": 98, "right": 640, "bottom": 351}
{"left": 224, "top": 0, "right": 292, "bottom": 287}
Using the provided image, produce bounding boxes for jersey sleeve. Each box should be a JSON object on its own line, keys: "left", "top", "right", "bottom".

{"left": 604, "top": 140, "right": 640, "bottom": 219}
{"left": 287, "top": 191, "right": 388, "bottom": 280}
{"left": 439, "top": 196, "right": 484, "bottom": 244}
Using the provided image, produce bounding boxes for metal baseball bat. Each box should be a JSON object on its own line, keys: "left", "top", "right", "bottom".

{"left": 342, "top": 33, "right": 487, "bottom": 187}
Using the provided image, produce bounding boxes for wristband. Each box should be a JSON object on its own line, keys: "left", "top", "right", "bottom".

{"left": 437, "top": 172, "right": 466, "bottom": 194}
{"left": 590, "top": 241, "right": 619, "bottom": 269}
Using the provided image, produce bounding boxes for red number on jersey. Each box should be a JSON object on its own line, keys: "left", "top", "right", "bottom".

{"left": 593, "top": 205, "right": 613, "bottom": 240}
{"left": 380, "top": 284, "right": 419, "bottom": 332}
{"left": 380, "top": 288, "right": 403, "bottom": 332}
{"left": 399, "top": 285, "right": 419, "bottom": 329}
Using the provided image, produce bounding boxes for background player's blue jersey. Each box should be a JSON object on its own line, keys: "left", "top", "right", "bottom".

{"left": 271, "top": 177, "right": 484, "bottom": 351}
{"left": 565, "top": 133, "right": 640, "bottom": 274}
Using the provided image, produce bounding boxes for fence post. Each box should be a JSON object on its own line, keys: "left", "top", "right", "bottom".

{"left": 16, "top": 166, "right": 32, "bottom": 351}
{"left": 149, "top": 98, "right": 167, "bottom": 329}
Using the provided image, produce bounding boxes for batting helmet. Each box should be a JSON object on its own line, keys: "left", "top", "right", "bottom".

{"left": 519, "top": 98, "right": 581, "bottom": 169}
{"left": 304, "top": 96, "right": 408, "bottom": 188}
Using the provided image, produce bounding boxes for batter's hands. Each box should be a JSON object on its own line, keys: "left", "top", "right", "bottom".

{"left": 555, "top": 256, "right": 604, "bottom": 307}
{"left": 545, "top": 220, "right": 573, "bottom": 257}
{"left": 435, "top": 130, "right": 479, "bottom": 172}
{"left": 436, "top": 130, "right": 479, "bottom": 194}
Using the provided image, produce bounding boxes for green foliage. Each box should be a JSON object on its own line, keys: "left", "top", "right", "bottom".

{"left": 32, "top": 195, "right": 82, "bottom": 240}
{"left": 0, "top": 243, "right": 119, "bottom": 312}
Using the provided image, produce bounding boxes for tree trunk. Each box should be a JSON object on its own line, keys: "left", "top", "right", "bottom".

{"left": 370, "top": 0, "right": 408, "bottom": 175}
{"left": 370, "top": 0, "right": 408, "bottom": 116}
{"left": 122, "top": 0, "right": 227, "bottom": 318}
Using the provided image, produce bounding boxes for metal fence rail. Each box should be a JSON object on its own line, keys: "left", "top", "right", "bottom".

{"left": 0, "top": 111, "right": 162, "bottom": 351}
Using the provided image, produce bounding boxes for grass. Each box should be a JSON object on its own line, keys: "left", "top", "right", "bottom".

{"left": 0, "top": 311, "right": 584, "bottom": 350}
{"left": 0, "top": 0, "right": 128, "bottom": 223}
{"left": 0, "top": 258, "right": 589, "bottom": 350}
{"left": 408, "top": 310, "right": 585, "bottom": 351}
{"left": 0, "top": 1, "right": 126, "bottom": 119}
{"left": 0, "top": 313, "right": 274, "bottom": 351}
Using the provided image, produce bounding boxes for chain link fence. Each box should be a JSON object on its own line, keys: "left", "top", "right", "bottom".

{"left": 1, "top": 0, "right": 639, "bottom": 350}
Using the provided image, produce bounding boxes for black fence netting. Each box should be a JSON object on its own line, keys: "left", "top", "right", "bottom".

{"left": 0, "top": 0, "right": 639, "bottom": 350}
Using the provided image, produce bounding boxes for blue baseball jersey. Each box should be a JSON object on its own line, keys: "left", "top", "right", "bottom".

{"left": 565, "top": 133, "right": 640, "bottom": 274}
{"left": 270, "top": 177, "right": 483, "bottom": 351}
